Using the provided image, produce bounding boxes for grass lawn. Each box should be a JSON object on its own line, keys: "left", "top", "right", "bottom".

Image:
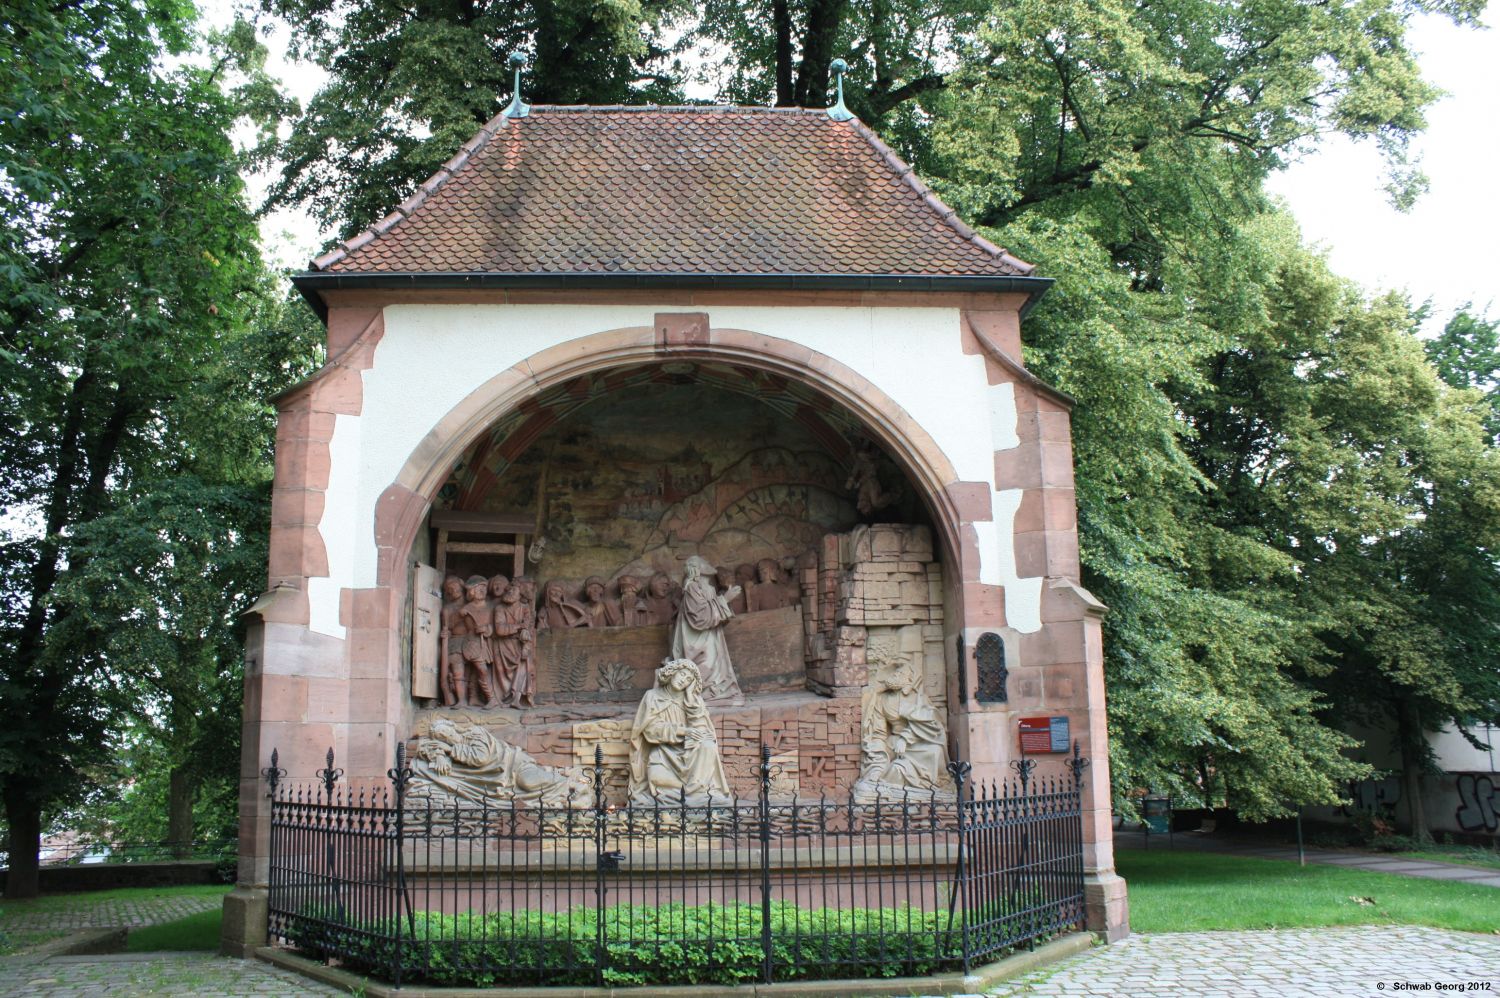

{"left": 125, "top": 907, "right": 222, "bottom": 952}
{"left": 1119, "top": 850, "right": 1500, "bottom": 934}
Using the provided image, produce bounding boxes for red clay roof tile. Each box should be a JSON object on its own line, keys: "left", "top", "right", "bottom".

{"left": 312, "top": 105, "right": 1032, "bottom": 278}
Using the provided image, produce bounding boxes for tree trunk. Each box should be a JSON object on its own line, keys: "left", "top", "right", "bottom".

{"left": 1396, "top": 699, "right": 1432, "bottom": 843}
{"left": 167, "top": 766, "right": 195, "bottom": 858}
{"left": 3, "top": 784, "right": 42, "bottom": 899}
{"left": 772, "top": 0, "right": 794, "bottom": 105}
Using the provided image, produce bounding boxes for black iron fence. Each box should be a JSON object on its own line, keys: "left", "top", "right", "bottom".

{"left": 265, "top": 745, "right": 1088, "bottom": 988}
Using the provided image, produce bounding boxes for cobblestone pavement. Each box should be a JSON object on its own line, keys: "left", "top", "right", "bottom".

{"left": 0, "top": 892, "right": 222, "bottom": 933}
{"left": 0, "top": 952, "right": 342, "bottom": 996}
{"left": 2, "top": 924, "right": 1497, "bottom": 996}
{"left": 990, "top": 925, "right": 1500, "bottom": 997}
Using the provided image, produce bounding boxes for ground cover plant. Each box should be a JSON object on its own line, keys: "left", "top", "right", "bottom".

{"left": 1119, "top": 851, "right": 1500, "bottom": 934}
{"left": 282, "top": 900, "right": 985, "bottom": 987}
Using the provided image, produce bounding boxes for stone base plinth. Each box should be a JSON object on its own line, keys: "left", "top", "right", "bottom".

{"left": 1084, "top": 869, "right": 1129, "bottom": 942}
{"left": 219, "top": 885, "right": 269, "bottom": 957}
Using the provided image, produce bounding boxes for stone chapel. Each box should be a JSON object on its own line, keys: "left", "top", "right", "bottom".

{"left": 223, "top": 100, "right": 1129, "bottom": 953}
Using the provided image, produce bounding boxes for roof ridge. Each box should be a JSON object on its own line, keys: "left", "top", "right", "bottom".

{"left": 844, "top": 118, "right": 1034, "bottom": 277}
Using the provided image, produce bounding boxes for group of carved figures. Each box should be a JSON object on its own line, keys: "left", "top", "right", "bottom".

{"left": 411, "top": 643, "right": 953, "bottom": 808}
{"left": 536, "top": 556, "right": 802, "bottom": 632}
{"left": 439, "top": 573, "right": 540, "bottom": 710}
{"left": 439, "top": 554, "right": 805, "bottom": 712}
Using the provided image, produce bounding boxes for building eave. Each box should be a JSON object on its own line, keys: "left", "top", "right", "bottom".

{"left": 291, "top": 271, "right": 1054, "bottom": 325}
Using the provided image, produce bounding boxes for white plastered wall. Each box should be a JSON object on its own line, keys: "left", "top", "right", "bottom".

{"left": 304, "top": 304, "right": 1042, "bottom": 638}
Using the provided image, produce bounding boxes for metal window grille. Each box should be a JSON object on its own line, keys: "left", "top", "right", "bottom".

{"left": 974, "top": 631, "right": 1008, "bottom": 703}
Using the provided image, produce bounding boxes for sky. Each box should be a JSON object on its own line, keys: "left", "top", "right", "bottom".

{"left": 1264, "top": 11, "right": 1500, "bottom": 329}
{"left": 235, "top": 6, "right": 1500, "bottom": 329}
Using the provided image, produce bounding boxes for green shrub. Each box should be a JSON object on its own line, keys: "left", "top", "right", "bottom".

{"left": 280, "top": 900, "right": 973, "bottom": 987}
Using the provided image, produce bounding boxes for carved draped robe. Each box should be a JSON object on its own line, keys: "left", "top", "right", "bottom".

{"left": 627, "top": 686, "right": 731, "bottom": 805}
{"left": 855, "top": 681, "right": 953, "bottom": 799}
{"left": 410, "top": 728, "right": 579, "bottom": 806}
{"left": 670, "top": 577, "right": 743, "bottom": 705}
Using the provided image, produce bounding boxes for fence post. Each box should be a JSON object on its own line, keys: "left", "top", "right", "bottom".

{"left": 946, "top": 759, "right": 972, "bottom": 975}
{"left": 260, "top": 749, "right": 285, "bottom": 947}
{"left": 593, "top": 744, "right": 607, "bottom": 987}
{"left": 759, "top": 743, "right": 773, "bottom": 984}
{"left": 388, "top": 742, "right": 411, "bottom": 988}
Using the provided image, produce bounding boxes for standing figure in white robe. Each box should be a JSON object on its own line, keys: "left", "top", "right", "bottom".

{"left": 670, "top": 555, "right": 744, "bottom": 705}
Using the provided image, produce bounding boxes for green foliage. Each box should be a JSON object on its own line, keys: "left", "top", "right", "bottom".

{"left": 282, "top": 901, "right": 971, "bottom": 987}
{"left": 0, "top": 1, "right": 319, "bottom": 890}
{"left": 261, "top": 0, "right": 693, "bottom": 234}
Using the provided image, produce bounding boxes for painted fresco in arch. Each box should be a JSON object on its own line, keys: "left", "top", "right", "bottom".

{"left": 437, "top": 364, "right": 920, "bottom": 584}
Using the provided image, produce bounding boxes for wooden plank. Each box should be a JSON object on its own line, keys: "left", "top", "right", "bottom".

{"left": 410, "top": 563, "right": 441, "bottom": 699}
{"left": 514, "top": 533, "right": 526, "bottom": 577}
{"left": 442, "top": 541, "right": 519, "bottom": 555}
{"left": 429, "top": 509, "right": 533, "bottom": 534}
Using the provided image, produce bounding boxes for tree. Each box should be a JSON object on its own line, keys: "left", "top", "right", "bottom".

{"left": 0, "top": 2, "right": 294, "bottom": 897}
{"left": 261, "top": 0, "right": 693, "bottom": 235}
{"left": 1426, "top": 307, "right": 1500, "bottom": 440}
{"left": 250, "top": 0, "right": 1495, "bottom": 823}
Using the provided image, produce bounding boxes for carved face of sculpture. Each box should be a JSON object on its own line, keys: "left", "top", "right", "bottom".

{"left": 517, "top": 577, "right": 535, "bottom": 602}
{"left": 465, "top": 577, "right": 489, "bottom": 603}
{"left": 657, "top": 659, "right": 700, "bottom": 693}
{"left": 501, "top": 584, "right": 520, "bottom": 604}
{"left": 735, "top": 563, "right": 755, "bottom": 585}
{"left": 756, "top": 558, "right": 778, "bottom": 584}
{"left": 442, "top": 576, "right": 464, "bottom": 602}
{"left": 489, "top": 575, "right": 509, "bottom": 599}
{"left": 430, "top": 717, "right": 458, "bottom": 743}
{"left": 584, "top": 577, "right": 605, "bottom": 603}
{"left": 619, "top": 575, "right": 640, "bottom": 597}
{"left": 715, "top": 566, "right": 733, "bottom": 589}
{"left": 648, "top": 573, "right": 671, "bottom": 598}
{"left": 881, "top": 662, "right": 918, "bottom": 694}
{"left": 545, "top": 581, "right": 565, "bottom": 605}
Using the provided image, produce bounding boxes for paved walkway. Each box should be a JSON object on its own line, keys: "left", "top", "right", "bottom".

{"left": 1117, "top": 827, "right": 1500, "bottom": 886}
{"left": 0, "top": 951, "right": 342, "bottom": 996}
{"left": 0, "top": 891, "right": 222, "bottom": 935}
{"left": 990, "top": 925, "right": 1500, "bottom": 997}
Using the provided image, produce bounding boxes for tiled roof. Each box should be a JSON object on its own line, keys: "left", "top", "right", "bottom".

{"left": 309, "top": 106, "right": 1033, "bottom": 278}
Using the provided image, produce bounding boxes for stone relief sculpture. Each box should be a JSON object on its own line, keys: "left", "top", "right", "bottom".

{"left": 644, "top": 572, "right": 678, "bottom": 626}
{"left": 537, "top": 579, "right": 588, "bottom": 630}
{"left": 628, "top": 659, "right": 731, "bottom": 805}
{"left": 491, "top": 582, "right": 535, "bottom": 707}
{"left": 438, "top": 575, "right": 465, "bottom": 707}
{"left": 747, "top": 558, "right": 791, "bottom": 612}
{"left": 671, "top": 555, "right": 744, "bottom": 706}
{"left": 459, "top": 576, "right": 500, "bottom": 708}
{"left": 410, "top": 718, "right": 587, "bottom": 806}
{"left": 846, "top": 438, "right": 898, "bottom": 516}
{"left": 581, "top": 575, "right": 623, "bottom": 628}
{"left": 617, "top": 575, "right": 650, "bottom": 627}
{"left": 717, "top": 565, "right": 747, "bottom": 614}
{"left": 853, "top": 654, "right": 954, "bottom": 801}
